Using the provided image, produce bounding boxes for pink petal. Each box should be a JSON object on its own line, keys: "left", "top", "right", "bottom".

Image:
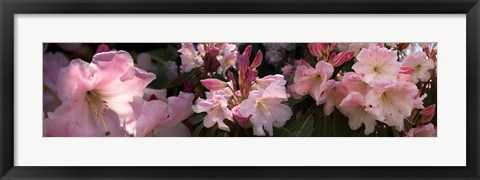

{"left": 130, "top": 97, "right": 168, "bottom": 137}
{"left": 167, "top": 92, "right": 194, "bottom": 123}
{"left": 45, "top": 101, "right": 124, "bottom": 137}
{"left": 43, "top": 52, "right": 69, "bottom": 91}
{"left": 56, "top": 59, "right": 97, "bottom": 103}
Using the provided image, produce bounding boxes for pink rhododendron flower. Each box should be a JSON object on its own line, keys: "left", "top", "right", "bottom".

{"left": 338, "top": 92, "right": 378, "bottom": 135}
{"left": 352, "top": 46, "right": 401, "bottom": 84}
{"left": 237, "top": 83, "right": 292, "bottom": 136}
{"left": 420, "top": 104, "right": 436, "bottom": 123}
{"left": 402, "top": 52, "right": 435, "bottom": 82}
{"left": 216, "top": 43, "right": 238, "bottom": 74}
{"left": 292, "top": 61, "right": 334, "bottom": 105}
{"left": 341, "top": 72, "right": 370, "bottom": 96}
{"left": 322, "top": 80, "right": 349, "bottom": 115}
{"left": 405, "top": 123, "right": 437, "bottom": 137}
{"left": 178, "top": 43, "right": 204, "bottom": 73}
{"left": 193, "top": 91, "right": 234, "bottom": 132}
{"left": 365, "top": 80, "right": 418, "bottom": 131}
{"left": 44, "top": 51, "right": 156, "bottom": 136}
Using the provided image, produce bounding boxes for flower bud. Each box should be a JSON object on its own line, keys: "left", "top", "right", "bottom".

{"left": 399, "top": 66, "right": 415, "bottom": 75}
{"left": 227, "top": 71, "right": 236, "bottom": 86}
{"left": 250, "top": 50, "right": 263, "bottom": 69}
{"left": 420, "top": 104, "right": 436, "bottom": 123}
{"left": 200, "top": 78, "right": 228, "bottom": 91}
{"left": 242, "top": 45, "right": 253, "bottom": 59}
{"left": 96, "top": 44, "right": 110, "bottom": 53}
{"left": 330, "top": 51, "right": 354, "bottom": 67}
{"left": 308, "top": 43, "right": 336, "bottom": 59}
{"left": 237, "top": 55, "right": 250, "bottom": 80}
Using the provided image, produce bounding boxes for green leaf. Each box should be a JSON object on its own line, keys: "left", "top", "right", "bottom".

{"left": 206, "top": 125, "right": 218, "bottom": 137}
{"left": 273, "top": 127, "right": 295, "bottom": 137}
{"left": 217, "top": 132, "right": 230, "bottom": 137}
{"left": 391, "top": 127, "right": 401, "bottom": 137}
{"left": 332, "top": 109, "right": 354, "bottom": 137}
{"left": 284, "top": 112, "right": 315, "bottom": 137}
{"left": 323, "top": 114, "right": 334, "bottom": 137}
{"left": 312, "top": 114, "right": 326, "bottom": 137}
{"left": 190, "top": 113, "right": 207, "bottom": 125}
{"left": 287, "top": 96, "right": 307, "bottom": 107}
{"left": 192, "top": 123, "right": 205, "bottom": 137}
{"left": 355, "top": 126, "right": 366, "bottom": 137}
{"left": 294, "top": 114, "right": 315, "bottom": 137}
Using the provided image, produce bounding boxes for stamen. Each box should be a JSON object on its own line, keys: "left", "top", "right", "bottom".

{"left": 258, "top": 101, "right": 270, "bottom": 113}
{"left": 373, "top": 66, "right": 381, "bottom": 74}
{"left": 85, "top": 91, "right": 110, "bottom": 136}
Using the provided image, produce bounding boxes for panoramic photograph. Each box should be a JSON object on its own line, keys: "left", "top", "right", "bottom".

{"left": 43, "top": 43, "right": 437, "bottom": 137}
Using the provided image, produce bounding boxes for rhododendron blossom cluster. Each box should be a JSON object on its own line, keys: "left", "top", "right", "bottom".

{"left": 43, "top": 42, "right": 437, "bottom": 137}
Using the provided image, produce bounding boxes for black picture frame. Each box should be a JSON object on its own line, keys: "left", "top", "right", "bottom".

{"left": 1, "top": 0, "right": 479, "bottom": 179}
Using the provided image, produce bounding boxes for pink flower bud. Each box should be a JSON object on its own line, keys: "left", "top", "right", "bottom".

{"left": 95, "top": 44, "right": 110, "bottom": 53}
{"left": 308, "top": 43, "right": 336, "bottom": 59}
{"left": 231, "top": 105, "right": 251, "bottom": 128}
{"left": 227, "top": 71, "right": 237, "bottom": 87}
{"left": 237, "top": 55, "right": 249, "bottom": 77}
{"left": 420, "top": 104, "right": 436, "bottom": 123}
{"left": 200, "top": 78, "right": 228, "bottom": 91}
{"left": 242, "top": 45, "right": 253, "bottom": 59}
{"left": 246, "top": 69, "right": 258, "bottom": 84}
{"left": 399, "top": 66, "right": 415, "bottom": 75}
{"left": 330, "top": 51, "right": 354, "bottom": 67}
{"left": 308, "top": 43, "right": 327, "bottom": 58}
{"left": 250, "top": 50, "right": 263, "bottom": 69}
